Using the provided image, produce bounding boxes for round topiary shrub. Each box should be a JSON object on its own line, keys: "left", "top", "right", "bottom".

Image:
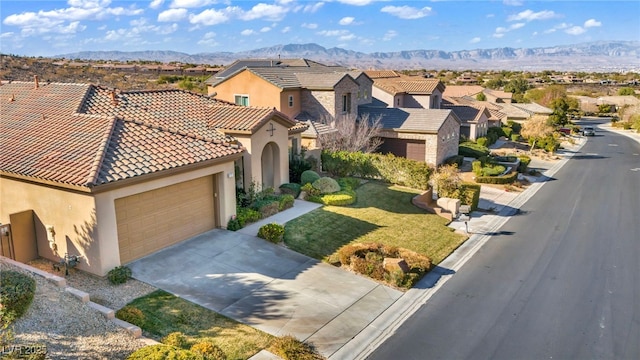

{"left": 162, "top": 331, "right": 190, "bottom": 349}
{"left": 115, "top": 305, "right": 145, "bottom": 327}
{"left": 190, "top": 341, "right": 227, "bottom": 360}
{"left": 300, "top": 170, "right": 320, "bottom": 186}
{"left": 0, "top": 270, "right": 36, "bottom": 323}
{"left": 257, "top": 223, "right": 285, "bottom": 243}
{"left": 312, "top": 177, "right": 340, "bottom": 194}
{"left": 107, "top": 266, "right": 132, "bottom": 285}
{"left": 127, "top": 344, "right": 203, "bottom": 360}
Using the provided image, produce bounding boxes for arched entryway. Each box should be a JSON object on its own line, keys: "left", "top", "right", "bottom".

{"left": 261, "top": 141, "right": 280, "bottom": 188}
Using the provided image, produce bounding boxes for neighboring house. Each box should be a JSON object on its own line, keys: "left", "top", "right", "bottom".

{"left": 358, "top": 106, "right": 461, "bottom": 165}
{"left": 441, "top": 104, "right": 490, "bottom": 141}
{"left": 0, "top": 80, "right": 304, "bottom": 276}
{"left": 365, "top": 70, "right": 445, "bottom": 109}
{"left": 482, "top": 88, "right": 513, "bottom": 103}
{"left": 492, "top": 102, "right": 552, "bottom": 124}
{"left": 443, "top": 96, "right": 506, "bottom": 127}
{"left": 442, "top": 85, "right": 484, "bottom": 99}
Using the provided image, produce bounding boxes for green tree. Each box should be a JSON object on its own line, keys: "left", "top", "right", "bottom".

{"left": 504, "top": 78, "right": 530, "bottom": 95}
{"left": 521, "top": 115, "right": 555, "bottom": 151}
{"left": 618, "top": 87, "right": 635, "bottom": 96}
{"left": 548, "top": 98, "right": 570, "bottom": 127}
{"left": 484, "top": 78, "right": 505, "bottom": 90}
{"left": 599, "top": 104, "right": 612, "bottom": 113}
{"left": 476, "top": 92, "right": 487, "bottom": 101}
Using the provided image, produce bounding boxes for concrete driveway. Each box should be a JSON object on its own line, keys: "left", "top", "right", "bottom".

{"left": 128, "top": 229, "right": 402, "bottom": 357}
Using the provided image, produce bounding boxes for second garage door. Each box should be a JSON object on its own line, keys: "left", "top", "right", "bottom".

{"left": 116, "top": 176, "right": 217, "bottom": 264}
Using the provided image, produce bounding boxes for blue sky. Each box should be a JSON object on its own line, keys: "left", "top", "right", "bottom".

{"left": 1, "top": 1, "right": 638, "bottom": 57}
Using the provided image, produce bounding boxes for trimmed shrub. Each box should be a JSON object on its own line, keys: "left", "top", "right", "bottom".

{"left": 472, "top": 160, "right": 482, "bottom": 176}
{"left": 289, "top": 155, "right": 312, "bottom": 184}
{"left": 278, "top": 194, "right": 295, "bottom": 211}
{"left": 459, "top": 183, "right": 481, "bottom": 211}
{"left": 319, "top": 189, "right": 357, "bottom": 206}
{"left": 443, "top": 155, "right": 464, "bottom": 167}
{"left": 127, "top": 344, "right": 203, "bottom": 360}
{"left": 488, "top": 126, "right": 505, "bottom": 138}
{"left": 226, "top": 217, "right": 241, "bottom": 231}
{"left": 475, "top": 171, "right": 518, "bottom": 184}
{"left": 115, "top": 305, "right": 145, "bottom": 327}
{"left": 459, "top": 142, "right": 490, "bottom": 158}
{"left": 252, "top": 200, "right": 280, "bottom": 218}
{"left": 162, "top": 332, "right": 189, "bottom": 349}
{"left": 501, "top": 126, "right": 513, "bottom": 138}
{"left": 312, "top": 177, "right": 341, "bottom": 194}
{"left": 269, "top": 335, "right": 323, "bottom": 360}
{"left": 476, "top": 137, "right": 488, "bottom": 147}
{"left": 300, "top": 170, "right": 320, "bottom": 186}
{"left": 337, "top": 177, "right": 361, "bottom": 191}
{"left": 371, "top": 153, "right": 433, "bottom": 190}
{"left": 0, "top": 270, "right": 36, "bottom": 323}
{"left": 507, "top": 120, "right": 522, "bottom": 134}
{"left": 236, "top": 207, "right": 261, "bottom": 227}
{"left": 107, "top": 266, "right": 132, "bottom": 285}
{"left": 517, "top": 155, "right": 531, "bottom": 173}
{"left": 510, "top": 133, "right": 520, "bottom": 142}
{"left": 480, "top": 164, "right": 507, "bottom": 177}
{"left": 258, "top": 223, "right": 285, "bottom": 243}
{"left": 190, "top": 342, "right": 226, "bottom": 360}
{"left": 279, "top": 183, "right": 302, "bottom": 198}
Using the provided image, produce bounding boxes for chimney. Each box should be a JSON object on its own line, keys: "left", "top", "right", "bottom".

{"left": 110, "top": 89, "right": 118, "bottom": 105}
{"left": 34, "top": 75, "right": 39, "bottom": 89}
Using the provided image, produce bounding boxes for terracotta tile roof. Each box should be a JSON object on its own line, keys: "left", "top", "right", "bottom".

{"left": 511, "top": 103, "right": 553, "bottom": 115}
{"left": 207, "top": 59, "right": 349, "bottom": 85}
{"left": 494, "top": 103, "right": 532, "bottom": 119}
{"left": 1, "top": 81, "right": 244, "bottom": 188}
{"left": 208, "top": 106, "right": 296, "bottom": 134}
{"left": 371, "top": 76, "right": 444, "bottom": 95}
{"left": 295, "top": 72, "right": 355, "bottom": 90}
{"left": 364, "top": 70, "right": 401, "bottom": 79}
{"left": 358, "top": 106, "right": 457, "bottom": 133}
{"left": 483, "top": 88, "right": 513, "bottom": 100}
{"left": 288, "top": 121, "right": 310, "bottom": 135}
{"left": 443, "top": 96, "right": 506, "bottom": 121}
{"left": 442, "top": 104, "right": 489, "bottom": 123}
{"left": 443, "top": 85, "right": 485, "bottom": 97}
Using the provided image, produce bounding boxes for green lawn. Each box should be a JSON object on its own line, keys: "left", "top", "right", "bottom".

{"left": 284, "top": 181, "right": 468, "bottom": 265}
{"left": 119, "top": 290, "right": 273, "bottom": 359}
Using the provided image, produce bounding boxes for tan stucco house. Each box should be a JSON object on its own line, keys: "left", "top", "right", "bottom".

{"left": 365, "top": 71, "right": 445, "bottom": 109}
{"left": 0, "top": 80, "right": 304, "bottom": 276}
{"left": 441, "top": 104, "right": 491, "bottom": 141}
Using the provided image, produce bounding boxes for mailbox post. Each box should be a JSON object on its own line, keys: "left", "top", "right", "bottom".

{"left": 459, "top": 205, "right": 471, "bottom": 233}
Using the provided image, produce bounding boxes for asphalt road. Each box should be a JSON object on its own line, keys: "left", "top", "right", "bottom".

{"left": 368, "top": 124, "right": 640, "bottom": 360}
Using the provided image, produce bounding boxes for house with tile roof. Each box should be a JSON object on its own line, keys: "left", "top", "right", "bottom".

{"left": 365, "top": 70, "right": 445, "bottom": 110}
{"left": 0, "top": 79, "right": 305, "bottom": 276}
{"left": 441, "top": 104, "right": 490, "bottom": 141}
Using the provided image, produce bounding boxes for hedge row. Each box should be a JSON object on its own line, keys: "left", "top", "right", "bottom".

{"left": 475, "top": 171, "right": 518, "bottom": 184}
{"left": 321, "top": 150, "right": 433, "bottom": 190}
{"left": 459, "top": 183, "right": 481, "bottom": 211}
{"left": 458, "top": 142, "right": 490, "bottom": 159}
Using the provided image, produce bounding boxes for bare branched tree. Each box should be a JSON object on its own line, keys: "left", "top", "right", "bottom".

{"left": 521, "top": 115, "right": 554, "bottom": 151}
{"left": 318, "top": 113, "right": 383, "bottom": 153}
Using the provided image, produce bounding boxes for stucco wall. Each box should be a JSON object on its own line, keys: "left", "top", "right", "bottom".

{"left": 279, "top": 89, "right": 302, "bottom": 119}
{"left": 0, "top": 177, "right": 100, "bottom": 274}
{"left": 355, "top": 75, "right": 374, "bottom": 106}
{"left": 210, "top": 70, "right": 281, "bottom": 108}
{"left": 371, "top": 86, "right": 393, "bottom": 107}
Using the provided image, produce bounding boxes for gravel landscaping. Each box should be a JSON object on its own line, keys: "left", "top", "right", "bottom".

{"left": 1, "top": 260, "right": 156, "bottom": 359}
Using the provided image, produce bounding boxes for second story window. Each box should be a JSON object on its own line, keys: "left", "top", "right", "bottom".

{"left": 288, "top": 95, "right": 294, "bottom": 107}
{"left": 234, "top": 95, "right": 249, "bottom": 106}
{"left": 342, "top": 93, "right": 352, "bottom": 114}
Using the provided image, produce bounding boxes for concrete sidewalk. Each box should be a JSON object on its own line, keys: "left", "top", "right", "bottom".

{"left": 237, "top": 199, "right": 322, "bottom": 237}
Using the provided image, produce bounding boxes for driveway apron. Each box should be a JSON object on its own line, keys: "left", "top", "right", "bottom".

{"left": 128, "top": 229, "right": 403, "bottom": 357}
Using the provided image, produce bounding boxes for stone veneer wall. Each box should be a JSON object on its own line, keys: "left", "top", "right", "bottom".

{"left": 431, "top": 114, "right": 460, "bottom": 165}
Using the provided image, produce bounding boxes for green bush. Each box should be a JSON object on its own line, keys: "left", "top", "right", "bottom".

{"left": 162, "top": 332, "right": 190, "bottom": 349}
{"left": 507, "top": 120, "right": 522, "bottom": 134}
{"left": 517, "top": 155, "right": 531, "bottom": 173}
{"left": 502, "top": 126, "right": 513, "bottom": 138}
{"left": 312, "top": 177, "right": 341, "bottom": 194}
{"left": 472, "top": 160, "right": 482, "bottom": 176}
{"left": 480, "top": 164, "right": 507, "bottom": 177}
{"left": 127, "top": 344, "right": 203, "bottom": 360}
{"left": 289, "top": 155, "right": 312, "bottom": 184}
{"left": 258, "top": 223, "right": 285, "bottom": 243}
{"left": 321, "top": 150, "right": 377, "bottom": 178}
{"left": 319, "top": 189, "right": 357, "bottom": 206}
{"left": 337, "top": 177, "right": 361, "bottom": 191}
{"left": 510, "top": 133, "right": 520, "bottom": 141}
{"left": 278, "top": 194, "right": 295, "bottom": 211}
{"left": 226, "top": 217, "right": 241, "bottom": 231}
{"left": 475, "top": 171, "right": 518, "bottom": 184}
{"left": 459, "top": 183, "right": 481, "bottom": 211}
{"left": 252, "top": 200, "right": 280, "bottom": 218}
{"left": 459, "top": 142, "right": 490, "bottom": 158}
{"left": 279, "top": 183, "right": 302, "bottom": 198}
{"left": 0, "top": 270, "right": 36, "bottom": 324}
{"left": 107, "top": 266, "right": 132, "bottom": 285}
{"left": 488, "top": 126, "right": 505, "bottom": 138}
{"left": 115, "top": 305, "right": 145, "bottom": 327}
{"left": 300, "top": 170, "right": 320, "bottom": 186}
{"left": 269, "top": 335, "right": 323, "bottom": 360}
{"left": 190, "top": 342, "right": 226, "bottom": 360}
{"left": 476, "top": 137, "right": 488, "bottom": 147}
{"left": 371, "top": 153, "right": 433, "bottom": 190}
{"left": 236, "top": 206, "right": 261, "bottom": 227}
{"left": 443, "top": 155, "right": 464, "bottom": 167}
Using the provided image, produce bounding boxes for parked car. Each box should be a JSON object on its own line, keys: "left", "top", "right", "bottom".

{"left": 582, "top": 126, "right": 595, "bottom": 136}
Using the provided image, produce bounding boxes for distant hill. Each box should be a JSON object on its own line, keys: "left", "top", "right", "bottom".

{"left": 56, "top": 41, "right": 640, "bottom": 72}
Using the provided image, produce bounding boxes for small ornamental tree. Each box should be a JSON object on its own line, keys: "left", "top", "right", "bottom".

{"left": 521, "top": 115, "right": 555, "bottom": 152}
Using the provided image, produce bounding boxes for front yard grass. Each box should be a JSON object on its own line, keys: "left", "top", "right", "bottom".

{"left": 284, "top": 181, "right": 468, "bottom": 265}
{"left": 120, "top": 289, "right": 273, "bottom": 359}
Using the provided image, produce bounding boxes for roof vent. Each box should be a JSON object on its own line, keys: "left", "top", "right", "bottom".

{"left": 34, "top": 75, "right": 39, "bottom": 89}
{"left": 110, "top": 89, "right": 118, "bottom": 105}
{"left": 9, "top": 93, "right": 15, "bottom": 102}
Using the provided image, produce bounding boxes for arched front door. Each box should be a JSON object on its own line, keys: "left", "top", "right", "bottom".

{"left": 261, "top": 142, "right": 280, "bottom": 189}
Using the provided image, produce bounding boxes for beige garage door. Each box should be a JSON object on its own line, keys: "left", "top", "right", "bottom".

{"left": 116, "top": 176, "right": 217, "bottom": 264}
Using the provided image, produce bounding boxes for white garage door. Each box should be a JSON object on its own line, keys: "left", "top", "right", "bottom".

{"left": 116, "top": 176, "right": 217, "bottom": 264}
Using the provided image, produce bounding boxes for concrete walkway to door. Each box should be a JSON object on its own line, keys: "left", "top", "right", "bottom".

{"left": 128, "top": 227, "right": 403, "bottom": 358}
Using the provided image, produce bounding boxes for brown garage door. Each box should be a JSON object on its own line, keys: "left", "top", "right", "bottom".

{"left": 116, "top": 176, "right": 216, "bottom": 264}
{"left": 378, "top": 138, "right": 426, "bottom": 162}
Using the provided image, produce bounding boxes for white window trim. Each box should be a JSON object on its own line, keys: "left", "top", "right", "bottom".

{"left": 234, "top": 94, "right": 250, "bottom": 106}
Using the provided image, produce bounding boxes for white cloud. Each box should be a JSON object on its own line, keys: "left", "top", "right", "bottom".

{"left": 317, "top": 29, "right": 351, "bottom": 37}
{"left": 565, "top": 26, "right": 586, "bottom": 35}
{"left": 189, "top": 8, "right": 232, "bottom": 25}
{"left": 382, "top": 30, "right": 397, "bottom": 41}
{"left": 584, "top": 19, "right": 601, "bottom": 28}
{"left": 241, "top": 29, "right": 255, "bottom": 35}
{"left": 470, "top": 37, "right": 481, "bottom": 44}
{"left": 260, "top": 26, "right": 271, "bottom": 32}
{"left": 381, "top": 5, "right": 432, "bottom": 20}
{"left": 170, "top": 0, "right": 216, "bottom": 8}
{"left": 158, "top": 8, "right": 188, "bottom": 22}
{"left": 149, "top": 0, "right": 164, "bottom": 9}
{"left": 543, "top": 28, "right": 556, "bottom": 34}
{"left": 486, "top": 14, "right": 495, "bottom": 18}
{"left": 197, "top": 31, "right": 217, "bottom": 46}
{"left": 493, "top": 33, "right": 505, "bottom": 38}
{"left": 240, "top": 3, "right": 288, "bottom": 21}
{"left": 0, "top": 32, "right": 15, "bottom": 39}
{"left": 281, "top": 26, "right": 291, "bottom": 33}
{"left": 337, "top": 0, "right": 376, "bottom": 5}
{"left": 339, "top": 16, "right": 355, "bottom": 25}
{"left": 492, "top": 22, "right": 524, "bottom": 37}
{"left": 508, "top": 9, "right": 558, "bottom": 22}
{"left": 303, "top": 2, "right": 324, "bottom": 13}
{"left": 503, "top": 0, "right": 523, "bottom": 6}
{"left": 302, "top": 23, "right": 318, "bottom": 29}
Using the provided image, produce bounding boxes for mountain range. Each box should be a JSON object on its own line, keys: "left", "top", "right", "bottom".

{"left": 56, "top": 41, "right": 640, "bottom": 72}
